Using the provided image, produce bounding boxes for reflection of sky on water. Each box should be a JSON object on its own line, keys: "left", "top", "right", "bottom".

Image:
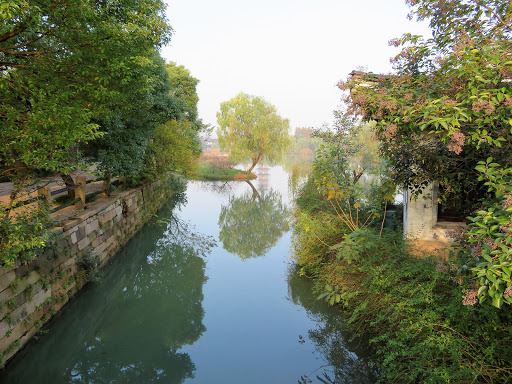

{"left": 1, "top": 165, "right": 376, "bottom": 384}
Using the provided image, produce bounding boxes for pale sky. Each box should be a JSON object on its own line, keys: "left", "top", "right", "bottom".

{"left": 161, "top": 0, "right": 430, "bottom": 132}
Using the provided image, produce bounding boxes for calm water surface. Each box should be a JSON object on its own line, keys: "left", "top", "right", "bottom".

{"left": 0, "top": 166, "right": 376, "bottom": 384}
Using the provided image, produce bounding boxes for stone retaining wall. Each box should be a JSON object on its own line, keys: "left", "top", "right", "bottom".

{"left": 0, "top": 179, "right": 174, "bottom": 366}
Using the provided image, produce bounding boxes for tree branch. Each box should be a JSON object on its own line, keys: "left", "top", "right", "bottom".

{"left": 7, "top": 35, "right": 45, "bottom": 50}
{"left": 0, "top": 48, "right": 61, "bottom": 56}
{"left": 0, "top": 62, "right": 28, "bottom": 69}
{"left": 0, "top": 24, "right": 28, "bottom": 43}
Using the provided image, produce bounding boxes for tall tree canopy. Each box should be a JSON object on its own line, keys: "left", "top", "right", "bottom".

{"left": 216, "top": 93, "right": 290, "bottom": 172}
{"left": 0, "top": 0, "right": 205, "bottom": 266}
{"left": 85, "top": 55, "right": 204, "bottom": 180}
{"left": 0, "top": 0, "right": 171, "bottom": 185}
{"left": 166, "top": 62, "right": 202, "bottom": 128}
{"left": 343, "top": 0, "right": 512, "bottom": 212}
{"left": 343, "top": 0, "right": 512, "bottom": 307}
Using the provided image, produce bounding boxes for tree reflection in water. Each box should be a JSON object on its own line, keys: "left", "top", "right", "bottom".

{"left": 0, "top": 193, "right": 215, "bottom": 384}
{"left": 195, "top": 180, "right": 236, "bottom": 196}
{"left": 218, "top": 181, "right": 290, "bottom": 260}
{"left": 287, "top": 267, "right": 378, "bottom": 384}
{"left": 280, "top": 154, "right": 314, "bottom": 197}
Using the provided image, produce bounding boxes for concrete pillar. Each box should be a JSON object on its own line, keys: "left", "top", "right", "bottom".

{"left": 404, "top": 182, "right": 438, "bottom": 239}
{"left": 74, "top": 176, "right": 86, "bottom": 210}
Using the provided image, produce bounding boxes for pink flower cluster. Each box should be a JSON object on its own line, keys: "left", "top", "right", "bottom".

{"left": 462, "top": 289, "right": 478, "bottom": 306}
{"left": 472, "top": 100, "right": 495, "bottom": 115}
{"left": 383, "top": 123, "right": 398, "bottom": 142}
{"left": 447, "top": 131, "right": 466, "bottom": 155}
{"left": 503, "top": 194, "right": 512, "bottom": 210}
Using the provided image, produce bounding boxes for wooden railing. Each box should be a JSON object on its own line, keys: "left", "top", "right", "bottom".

{"left": 3, "top": 177, "right": 122, "bottom": 216}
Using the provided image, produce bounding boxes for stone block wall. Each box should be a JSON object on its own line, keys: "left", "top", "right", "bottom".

{"left": 0, "top": 179, "right": 174, "bottom": 366}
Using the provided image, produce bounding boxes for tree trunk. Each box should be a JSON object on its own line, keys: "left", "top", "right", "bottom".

{"left": 247, "top": 152, "right": 262, "bottom": 173}
{"left": 245, "top": 180, "right": 261, "bottom": 202}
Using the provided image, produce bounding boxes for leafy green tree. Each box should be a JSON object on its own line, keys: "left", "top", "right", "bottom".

{"left": 343, "top": 0, "right": 512, "bottom": 306}
{"left": 0, "top": 0, "right": 172, "bottom": 187}
{"left": 217, "top": 93, "right": 290, "bottom": 172}
{"left": 146, "top": 120, "right": 202, "bottom": 177}
{"left": 218, "top": 183, "right": 290, "bottom": 260}
{"left": 84, "top": 56, "right": 205, "bottom": 180}
{"left": 90, "top": 52, "right": 188, "bottom": 179}
{"left": 166, "top": 62, "right": 203, "bottom": 129}
{"left": 0, "top": 0, "right": 172, "bottom": 266}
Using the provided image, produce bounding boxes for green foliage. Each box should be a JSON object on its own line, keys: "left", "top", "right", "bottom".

{"left": 312, "top": 109, "right": 360, "bottom": 155}
{"left": 293, "top": 101, "right": 512, "bottom": 379}
{"left": 77, "top": 249, "right": 100, "bottom": 282}
{"left": 0, "top": 202, "right": 51, "bottom": 267}
{"left": 0, "top": 0, "right": 172, "bottom": 183}
{"left": 340, "top": 232, "right": 512, "bottom": 383}
{"left": 165, "top": 62, "right": 204, "bottom": 131}
{"left": 0, "top": 0, "right": 192, "bottom": 265}
{"left": 343, "top": 0, "right": 512, "bottom": 307}
{"left": 455, "top": 158, "right": 512, "bottom": 307}
{"left": 5, "top": 298, "right": 17, "bottom": 311}
{"left": 293, "top": 179, "right": 348, "bottom": 274}
{"left": 312, "top": 143, "right": 395, "bottom": 233}
{"left": 294, "top": 218, "right": 512, "bottom": 382}
{"left": 218, "top": 185, "right": 290, "bottom": 260}
{"left": 146, "top": 120, "right": 202, "bottom": 177}
{"left": 92, "top": 52, "right": 186, "bottom": 178}
{"left": 316, "top": 284, "right": 343, "bottom": 306}
{"left": 217, "top": 92, "right": 291, "bottom": 172}
{"left": 292, "top": 118, "right": 395, "bottom": 274}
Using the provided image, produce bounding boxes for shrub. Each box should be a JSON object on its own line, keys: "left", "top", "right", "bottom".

{"left": 295, "top": 227, "right": 512, "bottom": 383}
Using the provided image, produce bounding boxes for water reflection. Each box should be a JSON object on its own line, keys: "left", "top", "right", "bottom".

{"left": 1, "top": 168, "right": 377, "bottom": 383}
{"left": 281, "top": 154, "right": 314, "bottom": 197}
{"left": 218, "top": 181, "right": 290, "bottom": 260}
{"left": 1, "top": 194, "right": 214, "bottom": 384}
{"left": 194, "top": 180, "right": 235, "bottom": 196}
{"left": 287, "top": 268, "right": 378, "bottom": 384}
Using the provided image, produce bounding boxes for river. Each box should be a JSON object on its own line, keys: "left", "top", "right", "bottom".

{"left": 0, "top": 166, "right": 376, "bottom": 384}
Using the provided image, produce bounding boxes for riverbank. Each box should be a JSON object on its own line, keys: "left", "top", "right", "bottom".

{"left": 0, "top": 166, "right": 377, "bottom": 384}
{"left": 0, "top": 177, "right": 182, "bottom": 367}
{"left": 192, "top": 162, "right": 256, "bottom": 181}
{"left": 292, "top": 179, "right": 512, "bottom": 383}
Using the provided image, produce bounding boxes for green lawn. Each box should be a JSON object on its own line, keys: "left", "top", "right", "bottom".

{"left": 191, "top": 162, "right": 256, "bottom": 181}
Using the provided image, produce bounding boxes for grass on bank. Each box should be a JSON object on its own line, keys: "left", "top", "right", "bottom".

{"left": 293, "top": 178, "right": 512, "bottom": 383}
{"left": 191, "top": 162, "right": 256, "bottom": 181}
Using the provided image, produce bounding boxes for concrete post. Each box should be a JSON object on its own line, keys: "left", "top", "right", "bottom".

{"left": 404, "top": 182, "right": 438, "bottom": 239}
{"left": 37, "top": 186, "right": 50, "bottom": 202}
{"left": 102, "top": 176, "right": 111, "bottom": 197}
{"left": 74, "top": 176, "right": 86, "bottom": 210}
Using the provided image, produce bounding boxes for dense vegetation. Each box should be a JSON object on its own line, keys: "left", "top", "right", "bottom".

{"left": 293, "top": 128, "right": 512, "bottom": 382}
{"left": 0, "top": 1, "right": 204, "bottom": 266}
{"left": 293, "top": 1, "right": 512, "bottom": 381}
{"left": 343, "top": 0, "right": 512, "bottom": 306}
